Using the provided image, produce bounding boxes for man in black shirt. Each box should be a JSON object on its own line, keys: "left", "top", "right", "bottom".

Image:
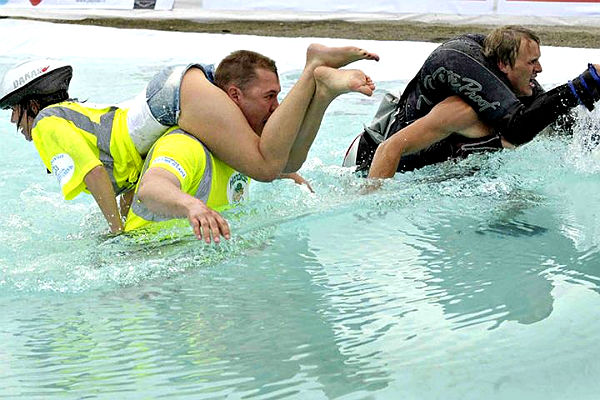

{"left": 343, "top": 26, "right": 600, "bottom": 179}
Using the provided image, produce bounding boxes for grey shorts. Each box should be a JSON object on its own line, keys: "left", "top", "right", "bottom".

{"left": 146, "top": 63, "right": 215, "bottom": 125}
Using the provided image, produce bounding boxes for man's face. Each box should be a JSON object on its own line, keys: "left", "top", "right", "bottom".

{"left": 499, "top": 38, "right": 542, "bottom": 97}
{"left": 10, "top": 104, "right": 33, "bottom": 141}
{"left": 234, "top": 68, "right": 280, "bottom": 135}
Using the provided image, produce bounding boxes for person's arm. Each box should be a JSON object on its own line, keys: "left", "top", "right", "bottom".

{"left": 500, "top": 64, "right": 600, "bottom": 145}
{"left": 278, "top": 172, "right": 314, "bottom": 193}
{"left": 84, "top": 165, "right": 123, "bottom": 234}
{"left": 368, "top": 96, "right": 492, "bottom": 179}
{"left": 136, "top": 168, "right": 230, "bottom": 244}
{"left": 422, "top": 43, "right": 600, "bottom": 146}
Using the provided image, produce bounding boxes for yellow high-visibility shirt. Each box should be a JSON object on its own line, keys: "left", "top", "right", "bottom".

{"left": 32, "top": 101, "right": 142, "bottom": 200}
{"left": 124, "top": 127, "right": 250, "bottom": 232}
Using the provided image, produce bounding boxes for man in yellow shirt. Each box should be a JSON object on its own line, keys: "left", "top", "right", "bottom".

{"left": 124, "top": 127, "right": 244, "bottom": 242}
{"left": 125, "top": 49, "right": 375, "bottom": 243}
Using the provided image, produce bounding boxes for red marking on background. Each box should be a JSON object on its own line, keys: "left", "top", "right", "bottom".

{"left": 506, "top": 0, "right": 600, "bottom": 2}
{"left": 29, "top": 0, "right": 42, "bottom": 5}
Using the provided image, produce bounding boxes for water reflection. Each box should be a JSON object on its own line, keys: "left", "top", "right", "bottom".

{"left": 1, "top": 225, "right": 391, "bottom": 398}
{"left": 419, "top": 201, "right": 556, "bottom": 330}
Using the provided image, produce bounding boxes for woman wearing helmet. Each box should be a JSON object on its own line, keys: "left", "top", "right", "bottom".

{"left": 0, "top": 58, "right": 167, "bottom": 234}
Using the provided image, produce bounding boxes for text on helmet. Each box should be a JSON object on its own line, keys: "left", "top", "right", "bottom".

{"left": 13, "top": 65, "right": 50, "bottom": 89}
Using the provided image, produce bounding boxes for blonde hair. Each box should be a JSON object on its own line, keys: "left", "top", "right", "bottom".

{"left": 483, "top": 26, "right": 540, "bottom": 67}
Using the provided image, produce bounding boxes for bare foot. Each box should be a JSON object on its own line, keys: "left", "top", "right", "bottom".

{"left": 306, "top": 43, "right": 379, "bottom": 70}
{"left": 314, "top": 66, "right": 376, "bottom": 98}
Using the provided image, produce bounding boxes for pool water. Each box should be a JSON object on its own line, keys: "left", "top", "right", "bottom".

{"left": 1, "top": 19, "right": 600, "bottom": 399}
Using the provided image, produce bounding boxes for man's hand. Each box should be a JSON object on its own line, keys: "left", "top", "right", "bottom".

{"left": 186, "top": 199, "right": 231, "bottom": 244}
{"left": 137, "top": 168, "right": 231, "bottom": 244}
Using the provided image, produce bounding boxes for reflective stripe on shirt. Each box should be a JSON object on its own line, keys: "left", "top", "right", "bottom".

{"left": 33, "top": 105, "right": 120, "bottom": 193}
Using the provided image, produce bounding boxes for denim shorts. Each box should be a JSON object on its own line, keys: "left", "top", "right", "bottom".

{"left": 126, "top": 63, "right": 215, "bottom": 155}
{"left": 146, "top": 63, "right": 215, "bottom": 126}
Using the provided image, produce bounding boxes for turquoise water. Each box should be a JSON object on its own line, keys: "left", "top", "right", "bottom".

{"left": 2, "top": 51, "right": 600, "bottom": 399}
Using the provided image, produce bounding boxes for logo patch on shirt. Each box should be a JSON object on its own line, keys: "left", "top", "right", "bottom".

{"left": 227, "top": 172, "right": 249, "bottom": 204}
{"left": 152, "top": 156, "right": 187, "bottom": 179}
{"left": 50, "top": 153, "right": 75, "bottom": 188}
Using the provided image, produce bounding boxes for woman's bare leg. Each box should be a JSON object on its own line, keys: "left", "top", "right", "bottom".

{"left": 178, "top": 44, "right": 378, "bottom": 181}
{"left": 285, "top": 66, "right": 376, "bottom": 172}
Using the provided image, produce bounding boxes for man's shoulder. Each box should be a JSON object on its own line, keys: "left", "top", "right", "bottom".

{"left": 435, "top": 33, "right": 489, "bottom": 64}
{"left": 155, "top": 128, "right": 205, "bottom": 155}
{"left": 152, "top": 129, "right": 210, "bottom": 171}
{"left": 444, "top": 33, "right": 486, "bottom": 48}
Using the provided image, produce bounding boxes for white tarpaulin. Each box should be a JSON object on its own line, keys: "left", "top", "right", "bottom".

{"left": 202, "top": 0, "right": 496, "bottom": 15}
{"left": 202, "top": 0, "right": 600, "bottom": 17}
{"left": 1, "top": 0, "right": 599, "bottom": 25}
{"left": 498, "top": 0, "right": 600, "bottom": 16}
{"left": 0, "top": 0, "right": 174, "bottom": 10}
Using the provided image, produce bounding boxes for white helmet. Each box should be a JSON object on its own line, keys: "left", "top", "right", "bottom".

{"left": 0, "top": 58, "right": 72, "bottom": 109}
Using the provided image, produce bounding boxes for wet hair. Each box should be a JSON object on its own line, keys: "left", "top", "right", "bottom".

{"left": 214, "top": 50, "right": 278, "bottom": 91}
{"left": 21, "top": 90, "right": 70, "bottom": 115}
{"left": 15, "top": 90, "right": 70, "bottom": 131}
{"left": 483, "top": 25, "right": 540, "bottom": 68}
